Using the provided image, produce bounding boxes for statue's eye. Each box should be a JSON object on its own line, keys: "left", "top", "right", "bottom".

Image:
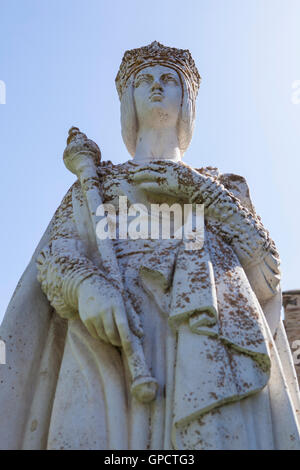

{"left": 161, "top": 75, "right": 178, "bottom": 84}
{"left": 134, "top": 75, "right": 153, "bottom": 87}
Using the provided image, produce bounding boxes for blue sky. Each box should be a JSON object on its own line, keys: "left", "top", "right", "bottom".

{"left": 0, "top": 0, "right": 300, "bottom": 323}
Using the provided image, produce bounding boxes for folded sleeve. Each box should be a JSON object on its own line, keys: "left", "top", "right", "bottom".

{"left": 219, "top": 172, "right": 281, "bottom": 333}
{"left": 36, "top": 183, "right": 104, "bottom": 319}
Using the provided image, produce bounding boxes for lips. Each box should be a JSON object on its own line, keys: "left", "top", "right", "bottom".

{"left": 150, "top": 93, "right": 163, "bottom": 101}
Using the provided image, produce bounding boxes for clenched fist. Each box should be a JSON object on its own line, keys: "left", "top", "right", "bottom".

{"left": 77, "top": 275, "right": 124, "bottom": 347}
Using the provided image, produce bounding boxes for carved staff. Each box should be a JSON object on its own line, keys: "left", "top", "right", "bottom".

{"left": 63, "top": 127, "right": 157, "bottom": 403}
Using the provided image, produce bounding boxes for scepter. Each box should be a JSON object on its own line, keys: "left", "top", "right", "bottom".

{"left": 63, "top": 127, "right": 157, "bottom": 403}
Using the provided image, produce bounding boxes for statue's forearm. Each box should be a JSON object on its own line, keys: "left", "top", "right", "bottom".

{"left": 35, "top": 184, "right": 106, "bottom": 318}
{"left": 36, "top": 239, "right": 105, "bottom": 319}
{"left": 192, "top": 173, "right": 280, "bottom": 269}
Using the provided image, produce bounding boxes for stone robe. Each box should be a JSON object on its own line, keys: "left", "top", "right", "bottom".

{"left": 0, "top": 162, "right": 300, "bottom": 450}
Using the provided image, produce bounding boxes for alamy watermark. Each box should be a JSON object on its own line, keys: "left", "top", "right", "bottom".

{"left": 0, "top": 80, "right": 6, "bottom": 104}
{"left": 0, "top": 340, "right": 5, "bottom": 364}
{"left": 292, "top": 340, "right": 300, "bottom": 366}
{"left": 291, "top": 80, "right": 300, "bottom": 104}
{"left": 95, "top": 196, "right": 204, "bottom": 250}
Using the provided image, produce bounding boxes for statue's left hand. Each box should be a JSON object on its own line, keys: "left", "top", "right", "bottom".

{"left": 128, "top": 160, "right": 202, "bottom": 202}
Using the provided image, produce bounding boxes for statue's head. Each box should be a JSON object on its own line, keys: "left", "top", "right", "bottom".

{"left": 115, "top": 41, "right": 201, "bottom": 158}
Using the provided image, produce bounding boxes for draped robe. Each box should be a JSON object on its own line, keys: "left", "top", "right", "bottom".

{"left": 1, "top": 162, "right": 300, "bottom": 450}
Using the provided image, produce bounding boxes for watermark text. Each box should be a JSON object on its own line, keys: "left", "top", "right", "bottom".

{"left": 292, "top": 340, "right": 300, "bottom": 366}
{"left": 0, "top": 80, "right": 6, "bottom": 104}
{"left": 0, "top": 340, "right": 6, "bottom": 364}
{"left": 291, "top": 80, "right": 300, "bottom": 104}
{"left": 96, "top": 196, "right": 204, "bottom": 250}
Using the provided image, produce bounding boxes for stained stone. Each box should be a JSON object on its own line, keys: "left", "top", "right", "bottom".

{"left": 0, "top": 42, "right": 300, "bottom": 450}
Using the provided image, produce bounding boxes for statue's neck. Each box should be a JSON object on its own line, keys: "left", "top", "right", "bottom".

{"left": 133, "top": 126, "right": 181, "bottom": 163}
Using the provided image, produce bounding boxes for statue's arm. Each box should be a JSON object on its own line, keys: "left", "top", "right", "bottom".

{"left": 219, "top": 173, "right": 280, "bottom": 296}
{"left": 36, "top": 184, "right": 106, "bottom": 319}
{"left": 219, "top": 172, "right": 281, "bottom": 334}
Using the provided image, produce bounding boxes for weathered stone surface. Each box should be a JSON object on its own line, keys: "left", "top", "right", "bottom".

{"left": 283, "top": 290, "right": 300, "bottom": 385}
{"left": 0, "top": 42, "right": 300, "bottom": 450}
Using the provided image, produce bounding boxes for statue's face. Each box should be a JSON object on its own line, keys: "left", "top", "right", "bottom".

{"left": 133, "top": 65, "right": 182, "bottom": 129}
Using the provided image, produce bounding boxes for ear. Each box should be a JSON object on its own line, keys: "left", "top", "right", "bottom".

{"left": 177, "top": 77, "right": 196, "bottom": 156}
{"left": 120, "top": 77, "right": 138, "bottom": 157}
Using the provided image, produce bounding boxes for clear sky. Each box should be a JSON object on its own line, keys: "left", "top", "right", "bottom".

{"left": 0, "top": 0, "right": 300, "bottom": 323}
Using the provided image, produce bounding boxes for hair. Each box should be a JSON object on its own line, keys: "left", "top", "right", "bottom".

{"left": 120, "top": 70, "right": 196, "bottom": 158}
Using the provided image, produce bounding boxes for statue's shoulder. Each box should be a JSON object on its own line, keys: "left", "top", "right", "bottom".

{"left": 53, "top": 182, "right": 78, "bottom": 220}
{"left": 48, "top": 182, "right": 79, "bottom": 240}
{"left": 193, "top": 166, "right": 255, "bottom": 214}
{"left": 194, "top": 166, "right": 220, "bottom": 179}
{"left": 96, "top": 159, "right": 116, "bottom": 173}
{"left": 218, "top": 172, "right": 254, "bottom": 214}
{"left": 52, "top": 159, "right": 116, "bottom": 222}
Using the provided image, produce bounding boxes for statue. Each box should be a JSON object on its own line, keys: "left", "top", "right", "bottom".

{"left": 1, "top": 41, "right": 300, "bottom": 450}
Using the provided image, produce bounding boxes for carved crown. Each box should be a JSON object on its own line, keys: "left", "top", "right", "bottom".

{"left": 115, "top": 41, "right": 201, "bottom": 100}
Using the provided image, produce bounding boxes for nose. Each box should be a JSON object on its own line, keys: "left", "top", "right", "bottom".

{"left": 151, "top": 80, "right": 163, "bottom": 93}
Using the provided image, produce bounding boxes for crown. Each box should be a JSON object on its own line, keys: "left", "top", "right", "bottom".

{"left": 115, "top": 41, "right": 201, "bottom": 100}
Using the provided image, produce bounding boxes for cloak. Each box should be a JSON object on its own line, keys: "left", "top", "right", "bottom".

{"left": 0, "top": 166, "right": 300, "bottom": 450}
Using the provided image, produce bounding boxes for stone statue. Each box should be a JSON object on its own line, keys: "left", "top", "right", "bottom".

{"left": 1, "top": 41, "right": 300, "bottom": 450}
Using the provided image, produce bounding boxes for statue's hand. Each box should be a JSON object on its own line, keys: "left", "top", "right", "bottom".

{"left": 77, "top": 275, "right": 123, "bottom": 346}
{"left": 128, "top": 160, "right": 202, "bottom": 202}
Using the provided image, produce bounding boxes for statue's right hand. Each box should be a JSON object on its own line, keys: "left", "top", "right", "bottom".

{"left": 77, "top": 276, "right": 123, "bottom": 347}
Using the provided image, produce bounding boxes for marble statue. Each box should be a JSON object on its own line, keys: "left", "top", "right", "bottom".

{"left": 1, "top": 41, "right": 300, "bottom": 450}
